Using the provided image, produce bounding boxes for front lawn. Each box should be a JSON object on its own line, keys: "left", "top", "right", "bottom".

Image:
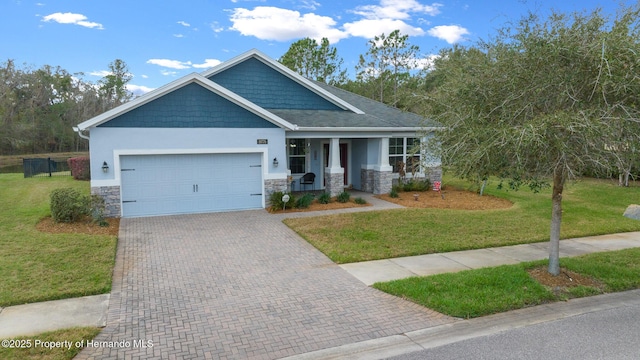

{"left": 373, "top": 248, "right": 640, "bottom": 318}
{"left": 0, "top": 174, "right": 117, "bottom": 306}
{"left": 284, "top": 177, "right": 640, "bottom": 263}
{"left": 0, "top": 327, "right": 100, "bottom": 360}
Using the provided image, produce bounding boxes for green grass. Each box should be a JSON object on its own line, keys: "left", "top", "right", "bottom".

{"left": 284, "top": 177, "right": 640, "bottom": 263}
{"left": 374, "top": 248, "right": 640, "bottom": 318}
{"left": 374, "top": 263, "right": 556, "bottom": 318}
{"left": 0, "top": 327, "right": 100, "bottom": 360}
{"left": 0, "top": 174, "right": 117, "bottom": 306}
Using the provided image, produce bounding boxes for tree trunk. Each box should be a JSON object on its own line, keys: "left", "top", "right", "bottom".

{"left": 548, "top": 166, "right": 566, "bottom": 276}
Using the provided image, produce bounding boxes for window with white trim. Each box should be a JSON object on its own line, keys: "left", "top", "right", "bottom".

{"left": 389, "top": 137, "right": 421, "bottom": 174}
{"left": 288, "top": 139, "right": 306, "bottom": 174}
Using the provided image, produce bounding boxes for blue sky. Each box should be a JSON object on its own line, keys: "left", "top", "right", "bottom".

{"left": 2, "top": 0, "right": 632, "bottom": 95}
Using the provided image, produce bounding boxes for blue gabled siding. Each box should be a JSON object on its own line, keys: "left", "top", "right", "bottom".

{"left": 99, "top": 83, "right": 278, "bottom": 128}
{"left": 209, "top": 57, "right": 342, "bottom": 110}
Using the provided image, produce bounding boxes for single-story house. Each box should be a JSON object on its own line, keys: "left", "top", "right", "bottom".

{"left": 74, "top": 49, "right": 442, "bottom": 218}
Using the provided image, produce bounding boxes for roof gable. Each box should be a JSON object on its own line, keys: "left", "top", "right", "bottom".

{"left": 201, "top": 49, "right": 364, "bottom": 114}
{"left": 207, "top": 57, "right": 342, "bottom": 111}
{"left": 76, "top": 73, "right": 296, "bottom": 131}
{"left": 99, "top": 82, "right": 279, "bottom": 128}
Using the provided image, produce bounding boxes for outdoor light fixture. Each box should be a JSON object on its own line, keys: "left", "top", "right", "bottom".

{"left": 102, "top": 161, "right": 109, "bottom": 173}
{"left": 273, "top": 157, "right": 279, "bottom": 167}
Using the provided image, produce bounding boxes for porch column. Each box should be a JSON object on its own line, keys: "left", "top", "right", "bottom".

{"left": 373, "top": 137, "right": 393, "bottom": 194}
{"left": 325, "top": 137, "right": 344, "bottom": 197}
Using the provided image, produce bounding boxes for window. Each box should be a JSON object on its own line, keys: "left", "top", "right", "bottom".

{"left": 288, "top": 139, "right": 306, "bottom": 174}
{"left": 389, "top": 137, "right": 421, "bottom": 175}
{"left": 389, "top": 138, "right": 404, "bottom": 173}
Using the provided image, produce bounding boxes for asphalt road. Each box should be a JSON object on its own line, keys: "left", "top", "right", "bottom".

{"left": 388, "top": 301, "right": 640, "bottom": 360}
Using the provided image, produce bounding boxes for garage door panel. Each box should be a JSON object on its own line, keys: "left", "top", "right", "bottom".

{"left": 121, "top": 153, "right": 263, "bottom": 217}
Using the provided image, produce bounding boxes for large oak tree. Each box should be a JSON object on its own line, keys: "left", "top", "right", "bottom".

{"left": 424, "top": 6, "right": 640, "bottom": 275}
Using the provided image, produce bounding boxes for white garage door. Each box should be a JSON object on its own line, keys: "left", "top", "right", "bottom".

{"left": 120, "top": 153, "right": 263, "bottom": 217}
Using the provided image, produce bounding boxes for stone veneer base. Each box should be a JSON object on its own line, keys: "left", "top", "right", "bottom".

{"left": 264, "top": 179, "right": 288, "bottom": 206}
{"left": 325, "top": 172, "right": 345, "bottom": 197}
{"left": 91, "top": 186, "right": 121, "bottom": 218}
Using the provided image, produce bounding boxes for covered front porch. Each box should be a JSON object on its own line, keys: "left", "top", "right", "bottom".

{"left": 284, "top": 135, "right": 440, "bottom": 197}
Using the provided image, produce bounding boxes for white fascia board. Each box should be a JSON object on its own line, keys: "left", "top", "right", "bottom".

{"left": 201, "top": 49, "right": 365, "bottom": 115}
{"left": 294, "top": 126, "right": 440, "bottom": 132}
{"left": 76, "top": 73, "right": 297, "bottom": 131}
{"left": 288, "top": 127, "right": 442, "bottom": 139}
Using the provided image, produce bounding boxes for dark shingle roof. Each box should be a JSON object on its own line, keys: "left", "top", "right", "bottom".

{"left": 269, "top": 81, "right": 441, "bottom": 129}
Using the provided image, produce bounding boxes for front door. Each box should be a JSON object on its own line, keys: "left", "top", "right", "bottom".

{"left": 323, "top": 143, "right": 348, "bottom": 186}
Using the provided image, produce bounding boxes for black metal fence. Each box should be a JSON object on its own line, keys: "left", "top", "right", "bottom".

{"left": 23, "top": 158, "right": 72, "bottom": 178}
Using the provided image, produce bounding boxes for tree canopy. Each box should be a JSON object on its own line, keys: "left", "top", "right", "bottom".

{"left": 279, "top": 37, "right": 347, "bottom": 85}
{"left": 424, "top": 5, "right": 640, "bottom": 274}
{"left": 355, "top": 30, "right": 420, "bottom": 106}
{"left": 0, "top": 59, "right": 133, "bottom": 155}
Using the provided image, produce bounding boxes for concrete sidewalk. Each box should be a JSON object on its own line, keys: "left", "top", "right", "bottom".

{"left": 0, "top": 294, "right": 109, "bottom": 339}
{"left": 340, "top": 231, "right": 640, "bottom": 285}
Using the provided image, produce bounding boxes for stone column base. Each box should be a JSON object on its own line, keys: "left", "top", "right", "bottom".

{"left": 425, "top": 166, "right": 443, "bottom": 184}
{"left": 360, "top": 168, "right": 374, "bottom": 193}
{"left": 325, "top": 170, "right": 344, "bottom": 197}
{"left": 373, "top": 170, "right": 393, "bottom": 195}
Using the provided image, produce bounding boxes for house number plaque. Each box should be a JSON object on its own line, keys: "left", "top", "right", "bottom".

{"left": 257, "top": 139, "right": 268, "bottom": 144}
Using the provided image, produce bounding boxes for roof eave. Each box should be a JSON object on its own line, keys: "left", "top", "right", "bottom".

{"left": 293, "top": 126, "right": 441, "bottom": 132}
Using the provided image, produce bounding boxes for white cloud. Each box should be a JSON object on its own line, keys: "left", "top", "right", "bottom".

{"left": 177, "top": 21, "right": 190, "bottom": 27}
{"left": 352, "top": 0, "right": 442, "bottom": 20}
{"left": 343, "top": 19, "right": 424, "bottom": 39}
{"left": 127, "top": 84, "right": 155, "bottom": 96}
{"left": 415, "top": 54, "right": 440, "bottom": 71}
{"left": 210, "top": 21, "right": 224, "bottom": 33}
{"left": 147, "top": 59, "right": 193, "bottom": 69}
{"left": 299, "top": 0, "right": 320, "bottom": 10}
{"left": 160, "top": 70, "right": 178, "bottom": 76}
{"left": 427, "top": 25, "right": 469, "bottom": 44}
{"left": 192, "top": 59, "right": 222, "bottom": 69}
{"left": 229, "top": 6, "right": 348, "bottom": 43}
{"left": 173, "top": 34, "right": 185, "bottom": 38}
{"left": 89, "top": 70, "right": 111, "bottom": 77}
{"left": 42, "top": 12, "right": 104, "bottom": 29}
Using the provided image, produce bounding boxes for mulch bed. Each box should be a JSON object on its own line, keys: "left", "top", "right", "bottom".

{"left": 376, "top": 188, "right": 513, "bottom": 210}
{"left": 527, "top": 266, "right": 606, "bottom": 296}
{"left": 36, "top": 216, "right": 120, "bottom": 236}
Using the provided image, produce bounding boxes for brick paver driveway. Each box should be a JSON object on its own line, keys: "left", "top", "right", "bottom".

{"left": 77, "top": 210, "right": 454, "bottom": 359}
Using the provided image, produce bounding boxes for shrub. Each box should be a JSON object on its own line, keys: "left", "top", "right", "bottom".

{"left": 50, "top": 188, "right": 90, "bottom": 223}
{"left": 90, "top": 195, "right": 109, "bottom": 226}
{"left": 296, "top": 193, "right": 315, "bottom": 209}
{"left": 337, "top": 191, "right": 351, "bottom": 203}
{"left": 67, "top": 157, "right": 91, "bottom": 180}
{"left": 269, "top": 191, "right": 297, "bottom": 210}
{"left": 402, "top": 179, "right": 431, "bottom": 192}
{"left": 317, "top": 192, "right": 331, "bottom": 204}
{"left": 354, "top": 197, "right": 367, "bottom": 205}
{"left": 390, "top": 189, "right": 399, "bottom": 198}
